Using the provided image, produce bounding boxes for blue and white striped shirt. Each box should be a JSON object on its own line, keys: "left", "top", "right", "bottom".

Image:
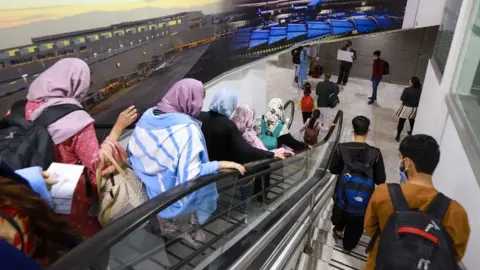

{"left": 128, "top": 108, "right": 218, "bottom": 224}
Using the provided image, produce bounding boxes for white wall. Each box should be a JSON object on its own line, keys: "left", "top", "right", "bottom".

{"left": 413, "top": 62, "right": 448, "bottom": 141}
{"left": 433, "top": 117, "right": 479, "bottom": 269}
{"left": 415, "top": 61, "right": 479, "bottom": 269}
{"left": 203, "top": 61, "right": 268, "bottom": 115}
{"left": 403, "top": 0, "right": 447, "bottom": 29}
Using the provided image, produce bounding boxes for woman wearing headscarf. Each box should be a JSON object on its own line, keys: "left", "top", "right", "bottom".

{"left": 395, "top": 76, "right": 423, "bottom": 142}
{"left": 258, "top": 98, "right": 309, "bottom": 151}
{"left": 198, "top": 89, "right": 284, "bottom": 165}
{"left": 230, "top": 105, "right": 293, "bottom": 209}
{"left": 128, "top": 79, "right": 245, "bottom": 246}
{"left": 24, "top": 58, "right": 138, "bottom": 237}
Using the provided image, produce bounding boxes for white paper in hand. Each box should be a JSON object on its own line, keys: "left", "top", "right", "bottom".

{"left": 337, "top": 50, "right": 354, "bottom": 62}
{"left": 47, "top": 162, "right": 85, "bottom": 215}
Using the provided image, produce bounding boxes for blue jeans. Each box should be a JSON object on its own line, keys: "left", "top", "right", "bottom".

{"left": 371, "top": 77, "right": 381, "bottom": 100}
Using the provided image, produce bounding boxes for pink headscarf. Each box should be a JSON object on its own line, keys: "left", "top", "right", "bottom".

{"left": 156, "top": 78, "right": 205, "bottom": 117}
{"left": 231, "top": 104, "right": 295, "bottom": 156}
{"left": 231, "top": 105, "right": 267, "bottom": 150}
{"left": 27, "top": 58, "right": 94, "bottom": 144}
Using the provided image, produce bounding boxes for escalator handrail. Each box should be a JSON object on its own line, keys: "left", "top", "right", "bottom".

{"left": 284, "top": 100, "right": 295, "bottom": 129}
{"left": 47, "top": 110, "right": 344, "bottom": 270}
{"left": 228, "top": 110, "right": 343, "bottom": 269}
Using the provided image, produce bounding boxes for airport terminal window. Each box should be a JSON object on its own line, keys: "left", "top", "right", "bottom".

{"left": 432, "top": 0, "right": 464, "bottom": 74}
{"left": 450, "top": 0, "right": 480, "bottom": 145}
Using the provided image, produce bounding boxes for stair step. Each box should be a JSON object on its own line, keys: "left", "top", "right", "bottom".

{"left": 297, "top": 252, "right": 330, "bottom": 270}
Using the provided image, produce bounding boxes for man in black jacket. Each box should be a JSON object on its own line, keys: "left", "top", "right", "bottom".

{"left": 316, "top": 72, "right": 339, "bottom": 128}
{"left": 336, "top": 40, "right": 357, "bottom": 86}
{"left": 329, "top": 116, "right": 386, "bottom": 252}
{"left": 291, "top": 46, "right": 302, "bottom": 82}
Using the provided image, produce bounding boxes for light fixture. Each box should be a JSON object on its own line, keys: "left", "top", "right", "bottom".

{"left": 22, "top": 74, "right": 28, "bottom": 78}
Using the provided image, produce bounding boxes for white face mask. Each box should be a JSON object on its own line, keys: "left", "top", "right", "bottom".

{"left": 399, "top": 158, "right": 409, "bottom": 183}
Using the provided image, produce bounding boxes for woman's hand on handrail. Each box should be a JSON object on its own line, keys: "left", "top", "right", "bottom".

{"left": 218, "top": 161, "right": 246, "bottom": 175}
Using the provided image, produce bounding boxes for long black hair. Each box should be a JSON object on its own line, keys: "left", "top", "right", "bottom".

{"left": 308, "top": 109, "right": 321, "bottom": 129}
{"left": 411, "top": 76, "right": 422, "bottom": 88}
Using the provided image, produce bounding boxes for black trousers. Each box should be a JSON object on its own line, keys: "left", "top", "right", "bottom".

{"left": 337, "top": 61, "right": 352, "bottom": 85}
{"left": 302, "top": 111, "right": 312, "bottom": 123}
{"left": 331, "top": 206, "right": 364, "bottom": 251}
{"left": 397, "top": 118, "right": 415, "bottom": 137}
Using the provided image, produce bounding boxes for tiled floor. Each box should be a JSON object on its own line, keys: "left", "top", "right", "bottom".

{"left": 265, "top": 57, "right": 407, "bottom": 183}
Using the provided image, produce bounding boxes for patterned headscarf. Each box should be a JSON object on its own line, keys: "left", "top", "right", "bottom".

{"left": 156, "top": 78, "right": 205, "bottom": 117}
{"left": 264, "top": 98, "right": 289, "bottom": 136}
{"left": 209, "top": 88, "right": 238, "bottom": 117}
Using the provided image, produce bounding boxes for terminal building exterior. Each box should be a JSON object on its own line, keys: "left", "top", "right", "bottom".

{"left": 0, "top": 11, "right": 216, "bottom": 93}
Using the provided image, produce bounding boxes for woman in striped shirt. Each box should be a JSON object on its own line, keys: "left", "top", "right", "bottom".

{"left": 128, "top": 78, "right": 245, "bottom": 247}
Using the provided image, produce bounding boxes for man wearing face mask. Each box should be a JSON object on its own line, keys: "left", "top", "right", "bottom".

{"left": 363, "top": 134, "right": 470, "bottom": 270}
{"left": 336, "top": 40, "right": 356, "bottom": 86}
{"left": 368, "top": 50, "right": 385, "bottom": 105}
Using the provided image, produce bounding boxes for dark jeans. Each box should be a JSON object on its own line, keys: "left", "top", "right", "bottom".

{"left": 371, "top": 76, "right": 381, "bottom": 100}
{"left": 239, "top": 184, "right": 253, "bottom": 211}
{"left": 337, "top": 61, "right": 352, "bottom": 85}
{"left": 253, "top": 174, "right": 271, "bottom": 202}
{"left": 397, "top": 118, "right": 415, "bottom": 137}
{"left": 302, "top": 111, "right": 312, "bottom": 123}
{"left": 331, "top": 206, "right": 365, "bottom": 251}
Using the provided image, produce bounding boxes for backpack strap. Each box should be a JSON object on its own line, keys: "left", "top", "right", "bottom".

{"left": 260, "top": 116, "right": 268, "bottom": 136}
{"left": 364, "top": 147, "right": 379, "bottom": 169}
{"left": 10, "top": 100, "right": 28, "bottom": 118}
{"left": 424, "top": 192, "right": 451, "bottom": 221}
{"left": 387, "top": 183, "right": 409, "bottom": 211}
{"left": 33, "top": 104, "right": 84, "bottom": 128}
{"left": 0, "top": 210, "right": 25, "bottom": 252}
{"left": 338, "top": 144, "right": 352, "bottom": 166}
{"left": 272, "top": 122, "right": 284, "bottom": 139}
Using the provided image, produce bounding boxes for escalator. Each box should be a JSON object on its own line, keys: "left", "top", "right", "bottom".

{"left": 47, "top": 108, "right": 344, "bottom": 270}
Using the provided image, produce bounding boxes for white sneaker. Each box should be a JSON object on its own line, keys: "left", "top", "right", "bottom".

{"left": 192, "top": 229, "right": 207, "bottom": 243}
{"left": 180, "top": 231, "right": 203, "bottom": 248}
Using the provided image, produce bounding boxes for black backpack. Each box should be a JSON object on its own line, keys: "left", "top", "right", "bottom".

{"left": 292, "top": 49, "right": 301, "bottom": 65}
{"left": 368, "top": 184, "right": 457, "bottom": 270}
{"left": 383, "top": 60, "right": 390, "bottom": 75}
{"left": 327, "top": 86, "right": 340, "bottom": 108}
{"left": 0, "top": 100, "right": 83, "bottom": 171}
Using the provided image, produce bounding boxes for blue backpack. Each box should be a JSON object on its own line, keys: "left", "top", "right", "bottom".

{"left": 335, "top": 145, "right": 377, "bottom": 215}
{"left": 258, "top": 117, "right": 284, "bottom": 150}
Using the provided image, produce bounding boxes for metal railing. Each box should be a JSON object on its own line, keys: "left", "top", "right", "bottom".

{"left": 47, "top": 110, "right": 343, "bottom": 270}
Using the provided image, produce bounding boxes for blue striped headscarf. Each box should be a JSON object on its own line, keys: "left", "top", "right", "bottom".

{"left": 209, "top": 89, "right": 238, "bottom": 117}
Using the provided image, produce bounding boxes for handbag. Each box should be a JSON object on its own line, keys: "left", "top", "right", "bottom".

{"left": 96, "top": 150, "right": 148, "bottom": 227}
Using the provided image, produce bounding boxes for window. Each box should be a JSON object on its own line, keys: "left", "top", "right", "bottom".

{"left": 432, "top": 0, "right": 464, "bottom": 74}
{"left": 450, "top": 0, "right": 480, "bottom": 145}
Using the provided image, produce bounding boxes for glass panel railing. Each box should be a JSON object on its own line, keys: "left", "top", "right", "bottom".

{"left": 228, "top": 111, "right": 343, "bottom": 269}
{"left": 47, "top": 111, "right": 344, "bottom": 270}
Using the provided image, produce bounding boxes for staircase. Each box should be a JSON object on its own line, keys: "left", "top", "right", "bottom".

{"left": 296, "top": 200, "right": 370, "bottom": 270}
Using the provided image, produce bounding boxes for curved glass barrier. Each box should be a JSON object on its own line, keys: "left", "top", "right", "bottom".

{"left": 46, "top": 111, "right": 343, "bottom": 270}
